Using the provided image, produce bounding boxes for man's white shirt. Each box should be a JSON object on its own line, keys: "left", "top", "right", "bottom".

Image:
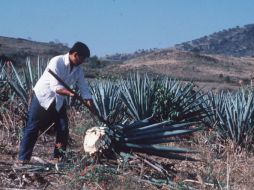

{"left": 33, "top": 53, "right": 92, "bottom": 111}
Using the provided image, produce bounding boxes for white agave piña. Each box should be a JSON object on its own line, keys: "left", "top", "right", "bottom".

{"left": 83, "top": 126, "right": 112, "bottom": 155}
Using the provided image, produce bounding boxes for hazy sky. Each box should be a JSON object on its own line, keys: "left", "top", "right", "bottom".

{"left": 0, "top": 0, "right": 254, "bottom": 56}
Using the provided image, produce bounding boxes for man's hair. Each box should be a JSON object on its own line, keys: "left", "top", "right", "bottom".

{"left": 69, "top": 42, "right": 90, "bottom": 58}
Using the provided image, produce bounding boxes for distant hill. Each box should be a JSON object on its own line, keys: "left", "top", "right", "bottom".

{"left": 96, "top": 23, "right": 254, "bottom": 91}
{"left": 103, "top": 48, "right": 161, "bottom": 62}
{"left": 105, "top": 24, "right": 254, "bottom": 61}
{"left": 175, "top": 24, "right": 254, "bottom": 57}
{"left": 98, "top": 49, "right": 254, "bottom": 91}
{"left": 0, "top": 36, "right": 69, "bottom": 64}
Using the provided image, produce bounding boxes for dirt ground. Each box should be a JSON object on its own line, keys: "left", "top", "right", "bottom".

{"left": 1, "top": 107, "right": 254, "bottom": 190}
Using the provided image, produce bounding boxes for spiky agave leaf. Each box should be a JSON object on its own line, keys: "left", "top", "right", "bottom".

{"left": 5, "top": 57, "right": 47, "bottom": 109}
{"left": 0, "top": 63, "right": 10, "bottom": 102}
{"left": 119, "top": 143, "right": 197, "bottom": 161}
{"left": 90, "top": 80, "right": 123, "bottom": 126}
{"left": 120, "top": 72, "right": 156, "bottom": 120}
{"left": 201, "top": 91, "right": 226, "bottom": 129}
{"left": 119, "top": 125, "right": 201, "bottom": 144}
{"left": 5, "top": 64, "right": 28, "bottom": 107}
{"left": 123, "top": 121, "right": 198, "bottom": 137}
{"left": 119, "top": 73, "right": 208, "bottom": 124}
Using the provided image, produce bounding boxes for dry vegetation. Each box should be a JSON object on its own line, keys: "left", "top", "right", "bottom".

{"left": 1, "top": 106, "right": 254, "bottom": 189}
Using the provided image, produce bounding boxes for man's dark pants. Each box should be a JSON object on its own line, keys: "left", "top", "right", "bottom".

{"left": 18, "top": 95, "right": 69, "bottom": 161}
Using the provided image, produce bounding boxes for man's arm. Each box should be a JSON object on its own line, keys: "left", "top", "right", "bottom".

{"left": 56, "top": 88, "right": 75, "bottom": 97}
{"left": 48, "top": 57, "right": 67, "bottom": 94}
{"left": 48, "top": 67, "right": 97, "bottom": 115}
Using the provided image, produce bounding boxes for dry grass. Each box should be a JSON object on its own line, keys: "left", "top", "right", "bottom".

{"left": 1, "top": 107, "right": 254, "bottom": 189}
{"left": 174, "top": 131, "right": 254, "bottom": 190}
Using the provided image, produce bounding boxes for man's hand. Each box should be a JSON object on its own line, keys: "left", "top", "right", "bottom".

{"left": 84, "top": 99, "right": 97, "bottom": 115}
{"left": 84, "top": 99, "right": 92, "bottom": 107}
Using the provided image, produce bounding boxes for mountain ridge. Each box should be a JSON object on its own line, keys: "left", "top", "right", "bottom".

{"left": 175, "top": 24, "right": 254, "bottom": 57}
{"left": 104, "top": 23, "right": 254, "bottom": 61}
{"left": 0, "top": 36, "right": 69, "bottom": 64}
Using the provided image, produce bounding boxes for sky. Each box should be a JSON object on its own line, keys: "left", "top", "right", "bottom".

{"left": 1, "top": 0, "right": 254, "bottom": 57}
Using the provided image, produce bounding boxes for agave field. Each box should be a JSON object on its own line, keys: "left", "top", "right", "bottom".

{"left": 1, "top": 58, "right": 254, "bottom": 189}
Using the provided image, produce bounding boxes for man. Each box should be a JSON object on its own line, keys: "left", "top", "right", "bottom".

{"left": 17, "top": 42, "right": 94, "bottom": 164}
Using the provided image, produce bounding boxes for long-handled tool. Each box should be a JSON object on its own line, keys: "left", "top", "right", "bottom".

{"left": 48, "top": 69, "right": 106, "bottom": 125}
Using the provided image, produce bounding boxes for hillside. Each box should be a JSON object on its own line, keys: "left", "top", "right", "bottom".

{"left": 175, "top": 24, "right": 254, "bottom": 57}
{"left": 97, "top": 49, "right": 254, "bottom": 91}
{"left": 105, "top": 23, "right": 254, "bottom": 62}
{"left": 0, "top": 36, "right": 69, "bottom": 64}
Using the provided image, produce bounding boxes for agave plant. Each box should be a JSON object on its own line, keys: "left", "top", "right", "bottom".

{"left": 217, "top": 90, "right": 254, "bottom": 148}
{"left": 120, "top": 73, "right": 156, "bottom": 120}
{"left": 84, "top": 118, "right": 201, "bottom": 161}
{"left": 119, "top": 73, "right": 209, "bottom": 125}
{"left": 152, "top": 78, "right": 209, "bottom": 123}
{"left": 89, "top": 80, "right": 123, "bottom": 126}
{"left": 5, "top": 57, "right": 47, "bottom": 114}
{"left": 0, "top": 62, "right": 10, "bottom": 102}
{"left": 204, "top": 89, "right": 254, "bottom": 149}
{"left": 201, "top": 91, "right": 226, "bottom": 129}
